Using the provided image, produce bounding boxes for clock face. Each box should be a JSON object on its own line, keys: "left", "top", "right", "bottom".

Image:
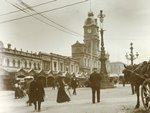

{"left": 87, "top": 28, "right": 92, "bottom": 33}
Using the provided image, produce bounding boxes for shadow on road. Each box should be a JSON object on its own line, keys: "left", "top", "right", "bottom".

{"left": 132, "top": 109, "right": 149, "bottom": 113}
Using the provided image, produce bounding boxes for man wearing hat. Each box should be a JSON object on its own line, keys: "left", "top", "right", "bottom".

{"left": 29, "top": 75, "right": 45, "bottom": 112}
{"left": 71, "top": 74, "right": 78, "bottom": 95}
{"left": 89, "top": 68, "right": 101, "bottom": 104}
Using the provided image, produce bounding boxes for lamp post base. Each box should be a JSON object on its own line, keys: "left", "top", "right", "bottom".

{"left": 100, "top": 74, "right": 115, "bottom": 89}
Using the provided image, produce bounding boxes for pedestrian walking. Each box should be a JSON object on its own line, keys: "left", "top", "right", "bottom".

{"left": 122, "top": 76, "right": 125, "bottom": 87}
{"left": 89, "top": 68, "right": 101, "bottom": 104}
{"left": 14, "top": 81, "right": 20, "bottom": 99}
{"left": 29, "top": 75, "right": 45, "bottom": 112}
{"left": 52, "top": 80, "right": 56, "bottom": 90}
{"left": 56, "top": 77, "right": 70, "bottom": 103}
{"left": 25, "top": 78, "right": 33, "bottom": 106}
{"left": 71, "top": 75, "right": 78, "bottom": 95}
{"left": 18, "top": 82, "right": 25, "bottom": 98}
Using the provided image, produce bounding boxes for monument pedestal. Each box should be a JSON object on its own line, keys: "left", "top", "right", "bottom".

{"left": 100, "top": 74, "right": 114, "bottom": 89}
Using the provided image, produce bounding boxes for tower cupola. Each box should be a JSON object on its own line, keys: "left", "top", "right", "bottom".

{"left": 84, "top": 11, "right": 97, "bottom": 26}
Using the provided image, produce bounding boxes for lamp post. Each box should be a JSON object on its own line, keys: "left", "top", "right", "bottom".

{"left": 90, "top": 39, "right": 93, "bottom": 73}
{"left": 97, "top": 10, "right": 114, "bottom": 88}
{"left": 98, "top": 10, "right": 107, "bottom": 75}
{"left": 125, "top": 42, "right": 139, "bottom": 66}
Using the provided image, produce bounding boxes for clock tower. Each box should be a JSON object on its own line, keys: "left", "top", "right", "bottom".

{"left": 83, "top": 11, "right": 99, "bottom": 56}
{"left": 72, "top": 11, "right": 101, "bottom": 73}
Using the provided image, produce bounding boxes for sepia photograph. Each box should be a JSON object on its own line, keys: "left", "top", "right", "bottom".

{"left": 0, "top": 0, "right": 150, "bottom": 113}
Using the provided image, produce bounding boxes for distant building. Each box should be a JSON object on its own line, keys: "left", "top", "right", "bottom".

{"left": 109, "top": 61, "right": 125, "bottom": 76}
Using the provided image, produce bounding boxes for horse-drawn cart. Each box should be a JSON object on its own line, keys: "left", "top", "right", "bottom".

{"left": 123, "top": 62, "right": 150, "bottom": 111}
{"left": 141, "top": 78, "right": 150, "bottom": 111}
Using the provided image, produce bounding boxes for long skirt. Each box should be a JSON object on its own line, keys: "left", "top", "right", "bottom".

{"left": 57, "top": 87, "right": 70, "bottom": 103}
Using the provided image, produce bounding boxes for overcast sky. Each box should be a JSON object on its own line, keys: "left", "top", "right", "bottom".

{"left": 0, "top": 0, "right": 150, "bottom": 64}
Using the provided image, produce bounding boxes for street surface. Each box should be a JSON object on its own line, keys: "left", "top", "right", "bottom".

{"left": 0, "top": 84, "right": 149, "bottom": 113}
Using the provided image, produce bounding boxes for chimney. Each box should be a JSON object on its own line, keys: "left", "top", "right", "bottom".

{"left": 7, "top": 43, "right": 11, "bottom": 49}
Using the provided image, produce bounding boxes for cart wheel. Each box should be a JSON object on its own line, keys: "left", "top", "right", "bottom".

{"left": 141, "top": 78, "right": 150, "bottom": 111}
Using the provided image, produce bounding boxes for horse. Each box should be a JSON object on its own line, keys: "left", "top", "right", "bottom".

{"left": 122, "top": 64, "right": 137, "bottom": 95}
{"left": 123, "top": 61, "right": 150, "bottom": 109}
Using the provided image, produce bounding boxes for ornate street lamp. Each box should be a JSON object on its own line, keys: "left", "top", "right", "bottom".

{"left": 125, "top": 42, "right": 139, "bottom": 66}
{"left": 98, "top": 10, "right": 107, "bottom": 75}
{"left": 97, "top": 10, "right": 114, "bottom": 88}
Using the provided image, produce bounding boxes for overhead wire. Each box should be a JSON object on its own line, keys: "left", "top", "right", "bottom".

{"left": 6, "top": 0, "right": 81, "bottom": 37}
{"left": 0, "top": 0, "right": 57, "bottom": 17}
{"left": 19, "top": 0, "right": 82, "bottom": 36}
{"left": 0, "top": 0, "right": 88, "bottom": 25}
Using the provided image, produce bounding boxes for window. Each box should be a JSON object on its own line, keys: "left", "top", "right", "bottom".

{"left": 29, "top": 62, "right": 31, "bottom": 68}
{"left": 18, "top": 60, "right": 20, "bottom": 68}
{"left": 43, "top": 61, "right": 50, "bottom": 71}
{"left": 38, "top": 63, "right": 40, "bottom": 70}
{"left": 84, "top": 58, "right": 86, "bottom": 66}
{"left": 34, "top": 63, "right": 36, "bottom": 70}
{"left": 7, "top": 59, "right": 9, "bottom": 67}
{"left": 66, "top": 66, "right": 69, "bottom": 72}
{"left": 76, "top": 65, "right": 78, "bottom": 73}
{"left": 54, "top": 62, "right": 57, "bottom": 71}
{"left": 25, "top": 61, "right": 27, "bottom": 68}
{"left": 60, "top": 63, "right": 63, "bottom": 72}
{"left": 71, "top": 65, "right": 74, "bottom": 72}
{"left": 13, "top": 59, "right": 15, "bottom": 67}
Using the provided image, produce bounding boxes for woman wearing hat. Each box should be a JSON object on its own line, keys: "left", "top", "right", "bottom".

{"left": 56, "top": 76, "right": 70, "bottom": 103}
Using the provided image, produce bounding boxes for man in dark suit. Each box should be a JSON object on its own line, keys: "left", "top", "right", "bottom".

{"left": 71, "top": 75, "right": 78, "bottom": 95}
{"left": 89, "top": 68, "right": 101, "bottom": 104}
{"left": 29, "top": 75, "right": 45, "bottom": 112}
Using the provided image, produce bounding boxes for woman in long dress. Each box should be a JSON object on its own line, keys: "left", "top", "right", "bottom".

{"left": 56, "top": 77, "right": 70, "bottom": 103}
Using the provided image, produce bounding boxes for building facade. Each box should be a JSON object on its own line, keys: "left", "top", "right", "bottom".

{"left": 0, "top": 41, "right": 80, "bottom": 89}
{"left": 0, "top": 42, "right": 79, "bottom": 75}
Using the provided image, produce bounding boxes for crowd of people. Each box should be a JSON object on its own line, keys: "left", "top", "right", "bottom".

{"left": 14, "top": 68, "right": 102, "bottom": 112}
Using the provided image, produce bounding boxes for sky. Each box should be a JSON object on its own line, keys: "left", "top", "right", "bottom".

{"left": 0, "top": 0, "right": 150, "bottom": 64}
